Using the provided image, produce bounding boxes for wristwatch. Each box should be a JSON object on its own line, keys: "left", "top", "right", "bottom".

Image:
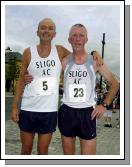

{"left": 102, "top": 102, "right": 109, "bottom": 109}
{"left": 91, "top": 51, "right": 96, "bottom": 55}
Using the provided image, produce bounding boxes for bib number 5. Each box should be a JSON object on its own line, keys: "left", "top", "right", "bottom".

{"left": 43, "top": 81, "right": 48, "bottom": 91}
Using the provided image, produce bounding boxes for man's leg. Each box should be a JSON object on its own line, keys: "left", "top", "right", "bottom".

{"left": 107, "top": 117, "right": 112, "bottom": 124}
{"left": 107, "top": 110, "right": 112, "bottom": 127}
{"left": 61, "top": 135, "right": 76, "bottom": 155}
{"left": 103, "top": 111, "right": 109, "bottom": 127}
{"left": 80, "top": 138, "right": 96, "bottom": 155}
{"left": 37, "top": 133, "right": 53, "bottom": 155}
{"left": 20, "top": 131, "right": 35, "bottom": 155}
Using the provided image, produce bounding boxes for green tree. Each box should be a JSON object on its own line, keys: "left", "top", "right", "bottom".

{"left": 6, "top": 54, "right": 20, "bottom": 95}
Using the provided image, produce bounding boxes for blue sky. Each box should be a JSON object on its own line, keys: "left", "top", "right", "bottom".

{"left": 5, "top": 5, "right": 120, "bottom": 77}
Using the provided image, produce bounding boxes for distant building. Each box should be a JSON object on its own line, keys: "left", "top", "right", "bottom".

{"left": 5, "top": 51, "right": 22, "bottom": 64}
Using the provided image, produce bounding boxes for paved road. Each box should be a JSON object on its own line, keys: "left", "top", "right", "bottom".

{"left": 5, "top": 94, "right": 120, "bottom": 155}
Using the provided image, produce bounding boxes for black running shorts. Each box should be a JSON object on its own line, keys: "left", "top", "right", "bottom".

{"left": 58, "top": 104, "right": 96, "bottom": 140}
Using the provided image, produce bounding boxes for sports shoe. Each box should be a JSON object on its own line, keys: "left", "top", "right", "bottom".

{"left": 104, "top": 124, "right": 109, "bottom": 127}
{"left": 108, "top": 124, "right": 112, "bottom": 128}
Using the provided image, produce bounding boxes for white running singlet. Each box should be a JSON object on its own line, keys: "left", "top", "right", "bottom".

{"left": 61, "top": 54, "right": 96, "bottom": 108}
{"left": 21, "top": 45, "right": 62, "bottom": 112}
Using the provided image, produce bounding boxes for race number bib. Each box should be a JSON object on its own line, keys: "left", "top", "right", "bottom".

{"left": 69, "top": 84, "right": 86, "bottom": 102}
{"left": 30, "top": 77, "right": 57, "bottom": 96}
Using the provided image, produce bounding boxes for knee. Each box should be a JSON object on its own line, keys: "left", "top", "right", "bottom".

{"left": 62, "top": 144, "right": 75, "bottom": 155}
{"left": 37, "top": 145, "right": 48, "bottom": 155}
{"left": 21, "top": 144, "right": 33, "bottom": 155}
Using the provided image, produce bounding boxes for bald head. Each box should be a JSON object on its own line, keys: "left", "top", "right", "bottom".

{"left": 38, "top": 18, "right": 56, "bottom": 31}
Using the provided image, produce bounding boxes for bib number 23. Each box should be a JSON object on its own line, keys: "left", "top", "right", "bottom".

{"left": 74, "top": 88, "right": 84, "bottom": 97}
{"left": 69, "top": 84, "right": 86, "bottom": 102}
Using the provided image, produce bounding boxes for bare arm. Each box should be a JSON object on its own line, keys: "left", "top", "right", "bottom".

{"left": 11, "top": 48, "right": 30, "bottom": 122}
{"left": 56, "top": 45, "right": 71, "bottom": 62}
{"left": 61, "top": 56, "right": 68, "bottom": 71}
{"left": 92, "top": 51, "right": 104, "bottom": 66}
{"left": 91, "top": 61, "right": 119, "bottom": 120}
{"left": 97, "top": 63, "right": 119, "bottom": 105}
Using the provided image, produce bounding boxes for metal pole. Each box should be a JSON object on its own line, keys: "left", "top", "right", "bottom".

{"left": 99, "top": 33, "right": 105, "bottom": 93}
